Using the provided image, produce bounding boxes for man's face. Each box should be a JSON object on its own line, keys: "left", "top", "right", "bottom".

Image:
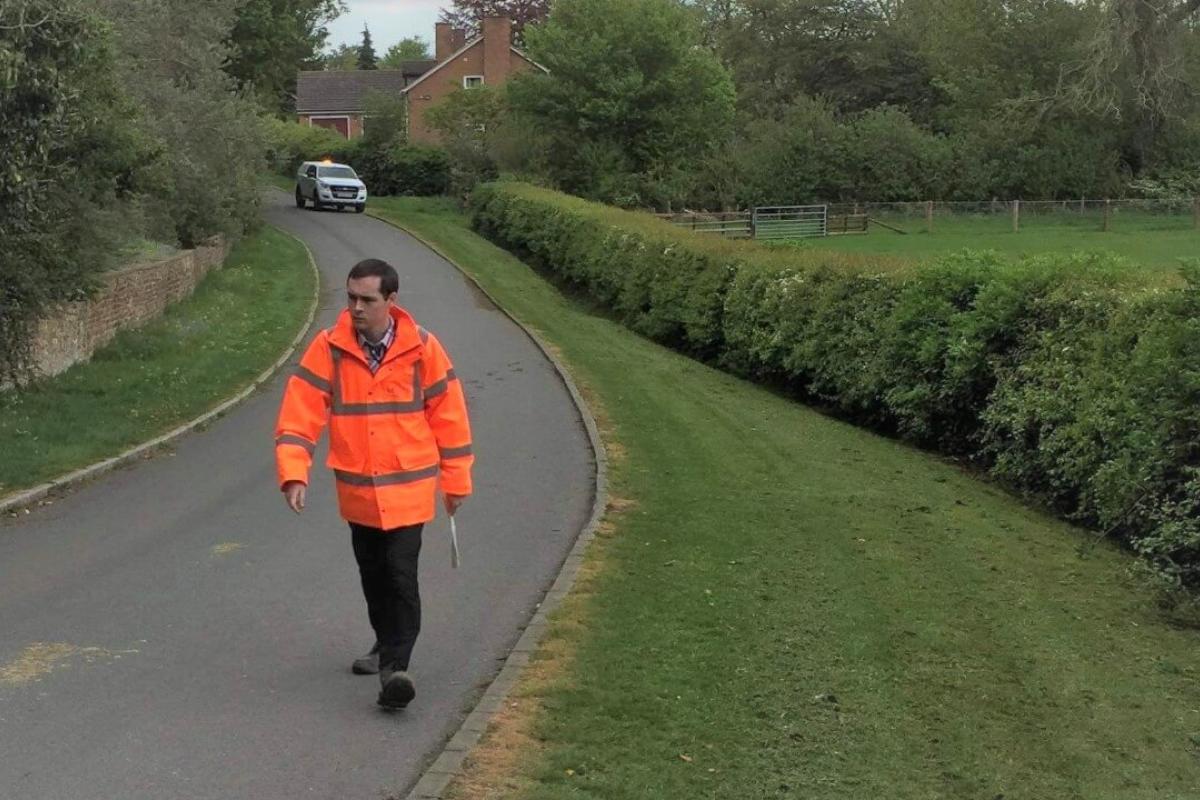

{"left": 346, "top": 276, "right": 395, "bottom": 335}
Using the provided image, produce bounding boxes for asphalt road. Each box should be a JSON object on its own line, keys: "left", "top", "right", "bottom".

{"left": 0, "top": 191, "right": 596, "bottom": 799}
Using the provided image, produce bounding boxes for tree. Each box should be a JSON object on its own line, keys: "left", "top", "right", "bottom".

{"left": 324, "top": 42, "right": 358, "bottom": 70}
{"left": 224, "top": 0, "right": 345, "bottom": 113}
{"left": 693, "top": 0, "right": 948, "bottom": 119}
{"left": 1060, "top": 0, "right": 1200, "bottom": 172}
{"left": 91, "top": 0, "right": 266, "bottom": 246}
{"left": 425, "top": 86, "right": 508, "bottom": 192}
{"left": 357, "top": 23, "right": 377, "bottom": 69}
{"left": 439, "top": 0, "right": 551, "bottom": 43}
{"left": 0, "top": 0, "right": 150, "bottom": 384}
{"left": 509, "top": 0, "right": 735, "bottom": 207}
{"left": 381, "top": 37, "right": 432, "bottom": 66}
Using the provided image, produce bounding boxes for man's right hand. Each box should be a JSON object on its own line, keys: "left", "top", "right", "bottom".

{"left": 283, "top": 481, "right": 306, "bottom": 514}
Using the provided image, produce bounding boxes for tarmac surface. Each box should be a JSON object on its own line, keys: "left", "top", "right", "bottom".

{"left": 0, "top": 191, "right": 596, "bottom": 799}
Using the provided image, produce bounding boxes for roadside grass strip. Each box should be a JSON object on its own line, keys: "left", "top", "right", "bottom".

{"left": 0, "top": 226, "right": 315, "bottom": 499}
{"left": 371, "top": 197, "right": 1200, "bottom": 800}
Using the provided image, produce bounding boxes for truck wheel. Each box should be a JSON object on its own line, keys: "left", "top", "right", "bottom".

{"left": 355, "top": 204, "right": 365, "bottom": 214}
{"left": 294, "top": 187, "right": 305, "bottom": 208}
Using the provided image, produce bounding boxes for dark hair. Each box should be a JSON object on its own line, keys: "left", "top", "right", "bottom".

{"left": 347, "top": 258, "right": 399, "bottom": 298}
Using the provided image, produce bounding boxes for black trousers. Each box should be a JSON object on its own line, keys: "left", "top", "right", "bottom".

{"left": 349, "top": 522, "right": 423, "bottom": 673}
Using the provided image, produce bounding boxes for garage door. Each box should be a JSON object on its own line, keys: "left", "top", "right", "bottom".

{"left": 311, "top": 117, "right": 350, "bottom": 138}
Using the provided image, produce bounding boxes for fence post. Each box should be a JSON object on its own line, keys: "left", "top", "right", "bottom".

{"left": 1012, "top": 199, "right": 1020, "bottom": 233}
{"left": 1193, "top": 197, "right": 1199, "bottom": 229}
{"left": 925, "top": 200, "right": 933, "bottom": 233}
{"left": 1103, "top": 199, "right": 1111, "bottom": 232}
{"left": 1079, "top": 196, "right": 1085, "bottom": 214}
{"left": 750, "top": 207, "right": 758, "bottom": 240}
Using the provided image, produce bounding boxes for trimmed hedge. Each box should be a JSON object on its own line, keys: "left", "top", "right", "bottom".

{"left": 471, "top": 181, "right": 1200, "bottom": 591}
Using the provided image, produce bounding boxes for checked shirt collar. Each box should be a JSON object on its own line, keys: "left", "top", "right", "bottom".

{"left": 358, "top": 318, "right": 395, "bottom": 374}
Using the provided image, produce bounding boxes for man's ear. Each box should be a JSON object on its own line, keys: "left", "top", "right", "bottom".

{"left": 386, "top": 292, "right": 398, "bottom": 305}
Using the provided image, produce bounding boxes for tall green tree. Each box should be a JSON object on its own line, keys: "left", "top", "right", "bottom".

{"left": 225, "top": 0, "right": 344, "bottom": 113}
{"left": 426, "top": 86, "right": 507, "bottom": 192}
{"left": 0, "top": 0, "right": 149, "bottom": 384}
{"left": 324, "top": 42, "right": 358, "bottom": 70}
{"left": 357, "top": 23, "right": 377, "bottom": 69}
{"left": 439, "top": 0, "right": 551, "bottom": 43}
{"left": 695, "top": 1, "right": 934, "bottom": 116}
{"left": 509, "top": 0, "right": 735, "bottom": 207}
{"left": 381, "top": 37, "right": 432, "bottom": 66}
{"left": 91, "top": 0, "right": 265, "bottom": 246}
{"left": 1061, "top": 0, "right": 1200, "bottom": 172}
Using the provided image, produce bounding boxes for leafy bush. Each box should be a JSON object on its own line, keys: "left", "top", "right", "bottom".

{"left": 472, "top": 180, "right": 1200, "bottom": 590}
{"left": 262, "top": 117, "right": 351, "bottom": 176}
{"left": 262, "top": 117, "right": 451, "bottom": 197}
{"left": 425, "top": 86, "right": 505, "bottom": 197}
{"left": 361, "top": 145, "right": 451, "bottom": 197}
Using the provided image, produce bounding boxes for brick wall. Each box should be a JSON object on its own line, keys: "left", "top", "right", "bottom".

{"left": 27, "top": 236, "right": 231, "bottom": 380}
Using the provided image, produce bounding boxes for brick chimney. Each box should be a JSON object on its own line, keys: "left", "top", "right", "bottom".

{"left": 482, "top": 16, "right": 512, "bottom": 82}
{"left": 435, "top": 22, "right": 454, "bottom": 61}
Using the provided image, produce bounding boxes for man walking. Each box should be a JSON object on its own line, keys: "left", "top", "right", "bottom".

{"left": 274, "top": 258, "right": 474, "bottom": 710}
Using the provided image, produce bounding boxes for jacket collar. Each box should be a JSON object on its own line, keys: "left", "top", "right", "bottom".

{"left": 328, "top": 305, "right": 422, "bottom": 365}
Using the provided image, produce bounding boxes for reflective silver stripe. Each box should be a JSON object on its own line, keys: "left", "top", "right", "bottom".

{"left": 293, "top": 365, "right": 331, "bottom": 394}
{"left": 414, "top": 360, "right": 424, "bottom": 405}
{"left": 328, "top": 346, "right": 428, "bottom": 416}
{"left": 275, "top": 434, "right": 316, "bottom": 454}
{"left": 439, "top": 444, "right": 473, "bottom": 459}
{"left": 418, "top": 326, "right": 429, "bottom": 344}
{"left": 334, "top": 465, "right": 440, "bottom": 487}
{"left": 334, "top": 400, "right": 424, "bottom": 415}
{"left": 330, "top": 348, "right": 343, "bottom": 408}
{"left": 424, "top": 369, "right": 459, "bottom": 403}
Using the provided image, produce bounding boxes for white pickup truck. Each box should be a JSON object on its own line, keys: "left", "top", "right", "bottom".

{"left": 295, "top": 160, "right": 368, "bottom": 213}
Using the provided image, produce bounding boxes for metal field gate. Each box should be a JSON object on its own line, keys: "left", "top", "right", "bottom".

{"left": 751, "top": 205, "right": 828, "bottom": 239}
{"left": 660, "top": 205, "right": 830, "bottom": 240}
{"left": 656, "top": 211, "right": 753, "bottom": 238}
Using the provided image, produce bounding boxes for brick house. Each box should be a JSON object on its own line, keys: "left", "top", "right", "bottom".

{"left": 295, "top": 16, "right": 544, "bottom": 144}
{"left": 296, "top": 63, "right": 435, "bottom": 138}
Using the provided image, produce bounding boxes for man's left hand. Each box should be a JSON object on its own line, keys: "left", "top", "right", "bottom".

{"left": 443, "top": 493, "right": 467, "bottom": 516}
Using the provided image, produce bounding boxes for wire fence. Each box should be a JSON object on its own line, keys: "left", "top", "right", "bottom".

{"left": 658, "top": 198, "right": 1200, "bottom": 239}
{"left": 831, "top": 198, "right": 1200, "bottom": 234}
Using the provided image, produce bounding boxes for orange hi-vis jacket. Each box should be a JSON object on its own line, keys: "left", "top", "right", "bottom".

{"left": 274, "top": 306, "right": 474, "bottom": 529}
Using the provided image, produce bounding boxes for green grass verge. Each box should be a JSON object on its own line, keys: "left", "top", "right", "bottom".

{"left": 263, "top": 172, "right": 296, "bottom": 193}
{"left": 369, "top": 197, "right": 1200, "bottom": 799}
{"left": 779, "top": 213, "right": 1200, "bottom": 271}
{"left": 0, "top": 225, "right": 315, "bottom": 498}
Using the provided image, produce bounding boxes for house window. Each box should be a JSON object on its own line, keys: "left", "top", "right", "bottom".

{"left": 463, "top": 75, "right": 484, "bottom": 89}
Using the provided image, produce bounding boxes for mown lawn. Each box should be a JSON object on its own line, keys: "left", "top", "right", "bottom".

{"left": 371, "top": 196, "right": 1200, "bottom": 800}
{"left": 0, "top": 225, "right": 315, "bottom": 498}
{"left": 777, "top": 211, "right": 1200, "bottom": 272}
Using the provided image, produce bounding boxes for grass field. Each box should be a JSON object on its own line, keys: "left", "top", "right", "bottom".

{"left": 367, "top": 197, "right": 1200, "bottom": 800}
{"left": 0, "top": 225, "right": 315, "bottom": 500}
{"left": 775, "top": 211, "right": 1200, "bottom": 271}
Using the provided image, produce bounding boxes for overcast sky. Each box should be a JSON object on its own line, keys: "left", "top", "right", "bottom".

{"left": 326, "top": 0, "right": 443, "bottom": 52}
